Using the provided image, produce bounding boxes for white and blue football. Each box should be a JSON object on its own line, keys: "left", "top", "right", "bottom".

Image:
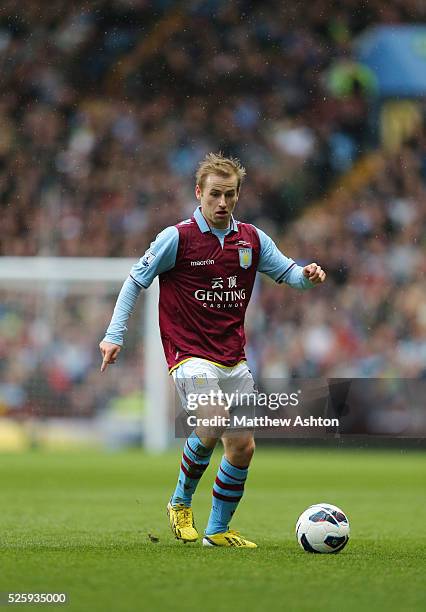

{"left": 296, "top": 503, "right": 350, "bottom": 553}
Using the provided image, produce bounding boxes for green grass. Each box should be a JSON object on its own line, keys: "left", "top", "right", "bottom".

{"left": 1, "top": 448, "right": 425, "bottom": 611}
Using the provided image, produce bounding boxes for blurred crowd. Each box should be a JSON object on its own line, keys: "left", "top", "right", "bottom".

{"left": 0, "top": 289, "right": 144, "bottom": 417}
{"left": 249, "top": 140, "right": 426, "bottom": 380}
{"left": 2, "top": 0, "right": 423, "bottom": 257}
{"left": 0, "top": 0, "right": 425, "bottom": 419}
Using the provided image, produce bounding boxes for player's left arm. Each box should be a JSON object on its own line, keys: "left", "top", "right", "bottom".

{"left": 254, "top": 226, "right": 326, "bottom": 289}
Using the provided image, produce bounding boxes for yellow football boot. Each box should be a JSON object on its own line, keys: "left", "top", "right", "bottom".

{"left": 167, "top": 502, "right": 198, "bottom": 543}
{"left": 202, "top": 530, "right": 257, "bottom": 548}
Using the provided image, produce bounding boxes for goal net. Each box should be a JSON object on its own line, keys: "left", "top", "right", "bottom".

{"left": 0, "top": 257, "right": 170, "bottom": 451}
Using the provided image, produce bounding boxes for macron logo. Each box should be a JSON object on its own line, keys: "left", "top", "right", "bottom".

{"left": 190, "top": 259, "right": 215, "bottom": 267}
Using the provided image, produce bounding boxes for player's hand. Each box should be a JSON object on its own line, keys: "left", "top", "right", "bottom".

{"left": 99, "top": 341, "right": 121, "bottom": 372}
{"left": 303, "top": 262, "right": 326, "bottom": 285}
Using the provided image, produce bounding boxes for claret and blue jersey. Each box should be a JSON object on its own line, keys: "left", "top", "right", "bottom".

{"left": 104, "top": 206, "right": 314, "bottom": 371}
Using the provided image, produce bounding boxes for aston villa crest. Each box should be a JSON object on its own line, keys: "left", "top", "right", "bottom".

{"left": 238, "top": 247, "right": 252, "bottom": 269}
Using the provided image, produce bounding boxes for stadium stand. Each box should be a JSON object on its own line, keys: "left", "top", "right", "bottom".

{"left": 0, "top": 0, "right": 425, "bottom": 417}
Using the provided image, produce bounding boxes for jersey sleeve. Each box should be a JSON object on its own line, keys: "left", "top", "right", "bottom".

{"left": 130, "top": 225, "right": 179, "bottom": 288}
{"left": 103, "top": 276, "right": 141, "bottom": 346}
{"left": 254, "top": 226, "right": 314, "bottom": 290}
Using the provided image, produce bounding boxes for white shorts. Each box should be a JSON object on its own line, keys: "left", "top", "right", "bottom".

{"left": 172, "top": 358, "right": 257, "bottom": 414}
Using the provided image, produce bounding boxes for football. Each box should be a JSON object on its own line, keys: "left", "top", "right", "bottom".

{"left": 296, "top": 503, "right": 350, "bottom": 553}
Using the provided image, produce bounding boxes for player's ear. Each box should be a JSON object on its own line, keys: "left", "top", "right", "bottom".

{"left": 235, "top": 180, "right": 241, "bottom": 201}
{"left": 195, "top": 184, "right": 202, "bottom": 200}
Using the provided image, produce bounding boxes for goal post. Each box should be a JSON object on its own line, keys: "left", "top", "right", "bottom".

{"left": 0, "top": 257, "right": 170, "bottom": 452}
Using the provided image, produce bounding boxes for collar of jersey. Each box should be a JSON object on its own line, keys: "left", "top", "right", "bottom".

{"left": 193, "top": 206, "right": 238, "bottom": 234}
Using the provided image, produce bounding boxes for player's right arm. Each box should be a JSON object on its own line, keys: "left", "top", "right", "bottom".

{"left": 99, "top": 225, "right": 179, "bottom": 372}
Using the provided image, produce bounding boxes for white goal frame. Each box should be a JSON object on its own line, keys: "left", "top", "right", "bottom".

{"left": 0, "top": 257, "right": 169, "bottom": 452}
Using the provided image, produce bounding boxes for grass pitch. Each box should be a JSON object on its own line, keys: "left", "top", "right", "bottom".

{"left": 1, "top": 447, "right": 425, "bottom": 611}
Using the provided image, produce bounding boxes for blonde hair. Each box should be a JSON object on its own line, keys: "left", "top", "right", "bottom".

{"left": 196, "top": 152, "right": 246, "bottom": 193}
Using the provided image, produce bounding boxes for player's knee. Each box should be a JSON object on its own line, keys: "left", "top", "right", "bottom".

{"left": 227, "top": 436, "right": 255, "bottom": 464}
{"left": 243, "top": 438, "right": 255, "bottom": 461}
